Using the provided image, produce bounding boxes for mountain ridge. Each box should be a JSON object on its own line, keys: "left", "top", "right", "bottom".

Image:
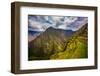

{"left": 28, "top": 23, "right": 88, "bottom": 60}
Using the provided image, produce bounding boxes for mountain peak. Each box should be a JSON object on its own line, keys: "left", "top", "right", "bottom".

{"left": 47, "top": 26, "right": 54, "bottom": 29}
{"left": 45, "top": 26, "right": 55, "bottom": 31}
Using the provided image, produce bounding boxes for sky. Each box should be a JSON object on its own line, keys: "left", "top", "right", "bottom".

{"left": 28, "top": 15, "right": 88, "bottom": 32}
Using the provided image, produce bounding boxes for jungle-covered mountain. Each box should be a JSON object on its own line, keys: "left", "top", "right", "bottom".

{"left": 28, "top": 23, "right": 88, "bottom": 60}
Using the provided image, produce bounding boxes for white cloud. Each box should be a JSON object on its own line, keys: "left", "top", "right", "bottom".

{"left": 28, "top": 15, "right": 87, "bottom": 31}
{"left": 58, "top": 24, "right": 67, "bottom": 30}
{"left": 28, "top": 19, "right": 48, "bottom": 31}
{"left": 64, "top": 17, "right": 78, "bottom": 24}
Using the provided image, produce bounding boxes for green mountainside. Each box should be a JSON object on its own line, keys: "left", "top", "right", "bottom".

{"left": 28, "top": 24, "right": 88, "bottom": 60}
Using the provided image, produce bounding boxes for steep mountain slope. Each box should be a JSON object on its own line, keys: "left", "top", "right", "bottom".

{"left": 28, "top": 24, "right": 88, "bottom": 60}
{"left": 50, "top": 23, "right": 88, "bottom": 59}
{"left": 28, "top": 27, "right": 74, "bottom": 60}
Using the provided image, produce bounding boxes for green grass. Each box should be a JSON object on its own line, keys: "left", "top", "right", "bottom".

{"left": 71, "top": 40, "right": 88, "bottom": 58}
{"left": 28, "top": 36, "right": 88, "bottom": 60}
{"left": 50, "top": 37, "right": 88, "bottom": 59}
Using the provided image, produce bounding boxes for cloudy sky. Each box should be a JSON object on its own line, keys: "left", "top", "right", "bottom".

{"left": 28, "top": 15, "right": 88, "bottom": 32}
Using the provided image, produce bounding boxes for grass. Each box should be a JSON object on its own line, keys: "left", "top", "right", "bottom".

{"left": 50, "top": 37, "right": 88, "bottom": 59}
{"left": 28, "top": 36, "right": 88, "bottom": 60}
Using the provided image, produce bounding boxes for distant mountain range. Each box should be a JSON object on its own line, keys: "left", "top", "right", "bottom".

{"left": 28, "top": 27, "right": 74, "bottom": 42}
{"left": 28, "top": 23, "right": 88, "bottom": 60}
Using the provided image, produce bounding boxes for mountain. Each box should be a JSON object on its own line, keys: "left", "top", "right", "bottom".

{"left": 28, "top": 30, "right": 41, "bottom": 42}
{"left": 75, "top": 23, "right": 88, "bottom": 37}
{"left": 50, "top": 23, "right": 88, "bottom": 59}
{"left": 28, "top": 24, "right": 88, "bottom": 60}
{"left": 28, "top": 30, "right": 40, "bottom": 35}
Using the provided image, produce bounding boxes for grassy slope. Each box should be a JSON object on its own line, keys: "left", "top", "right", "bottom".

{"left": 29, "top": 36, "right": 88, "bottom": 60}
{"left": 50, "top": 36, "right": 88, "bottom": 59}
{"left": 28, "top": 24, "right": 88, "bottom": 60}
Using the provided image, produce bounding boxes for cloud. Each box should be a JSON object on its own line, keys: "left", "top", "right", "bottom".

{"left": 28, "top": 19, "right": 44, "bottom": 31}
{"left": 57, "top": 17, "right": 78, "bottom": 29}
{"left": 28, "top": 15, "right": 88, "bottom": 31}
{"left": 28, "top": 17, "right": 51, "bottom": 31}
{"left": 67, "top": 17, "right": 88, "bottom": 31}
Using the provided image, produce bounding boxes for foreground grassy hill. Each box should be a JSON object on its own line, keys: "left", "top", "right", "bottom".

{"left": 50, "top": 36, "right": 88, "bottom": 59}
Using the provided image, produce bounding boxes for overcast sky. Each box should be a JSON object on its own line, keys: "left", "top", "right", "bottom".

{"left": 28, "top": 15, "right": 88, "bottom": 31}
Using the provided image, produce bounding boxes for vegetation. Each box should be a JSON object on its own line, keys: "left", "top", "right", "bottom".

{"left": 28, "top": 24, "right": 88, "bottom": 60}
{"left": 50, "top": 36, "right": 88, "bottom": 59}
